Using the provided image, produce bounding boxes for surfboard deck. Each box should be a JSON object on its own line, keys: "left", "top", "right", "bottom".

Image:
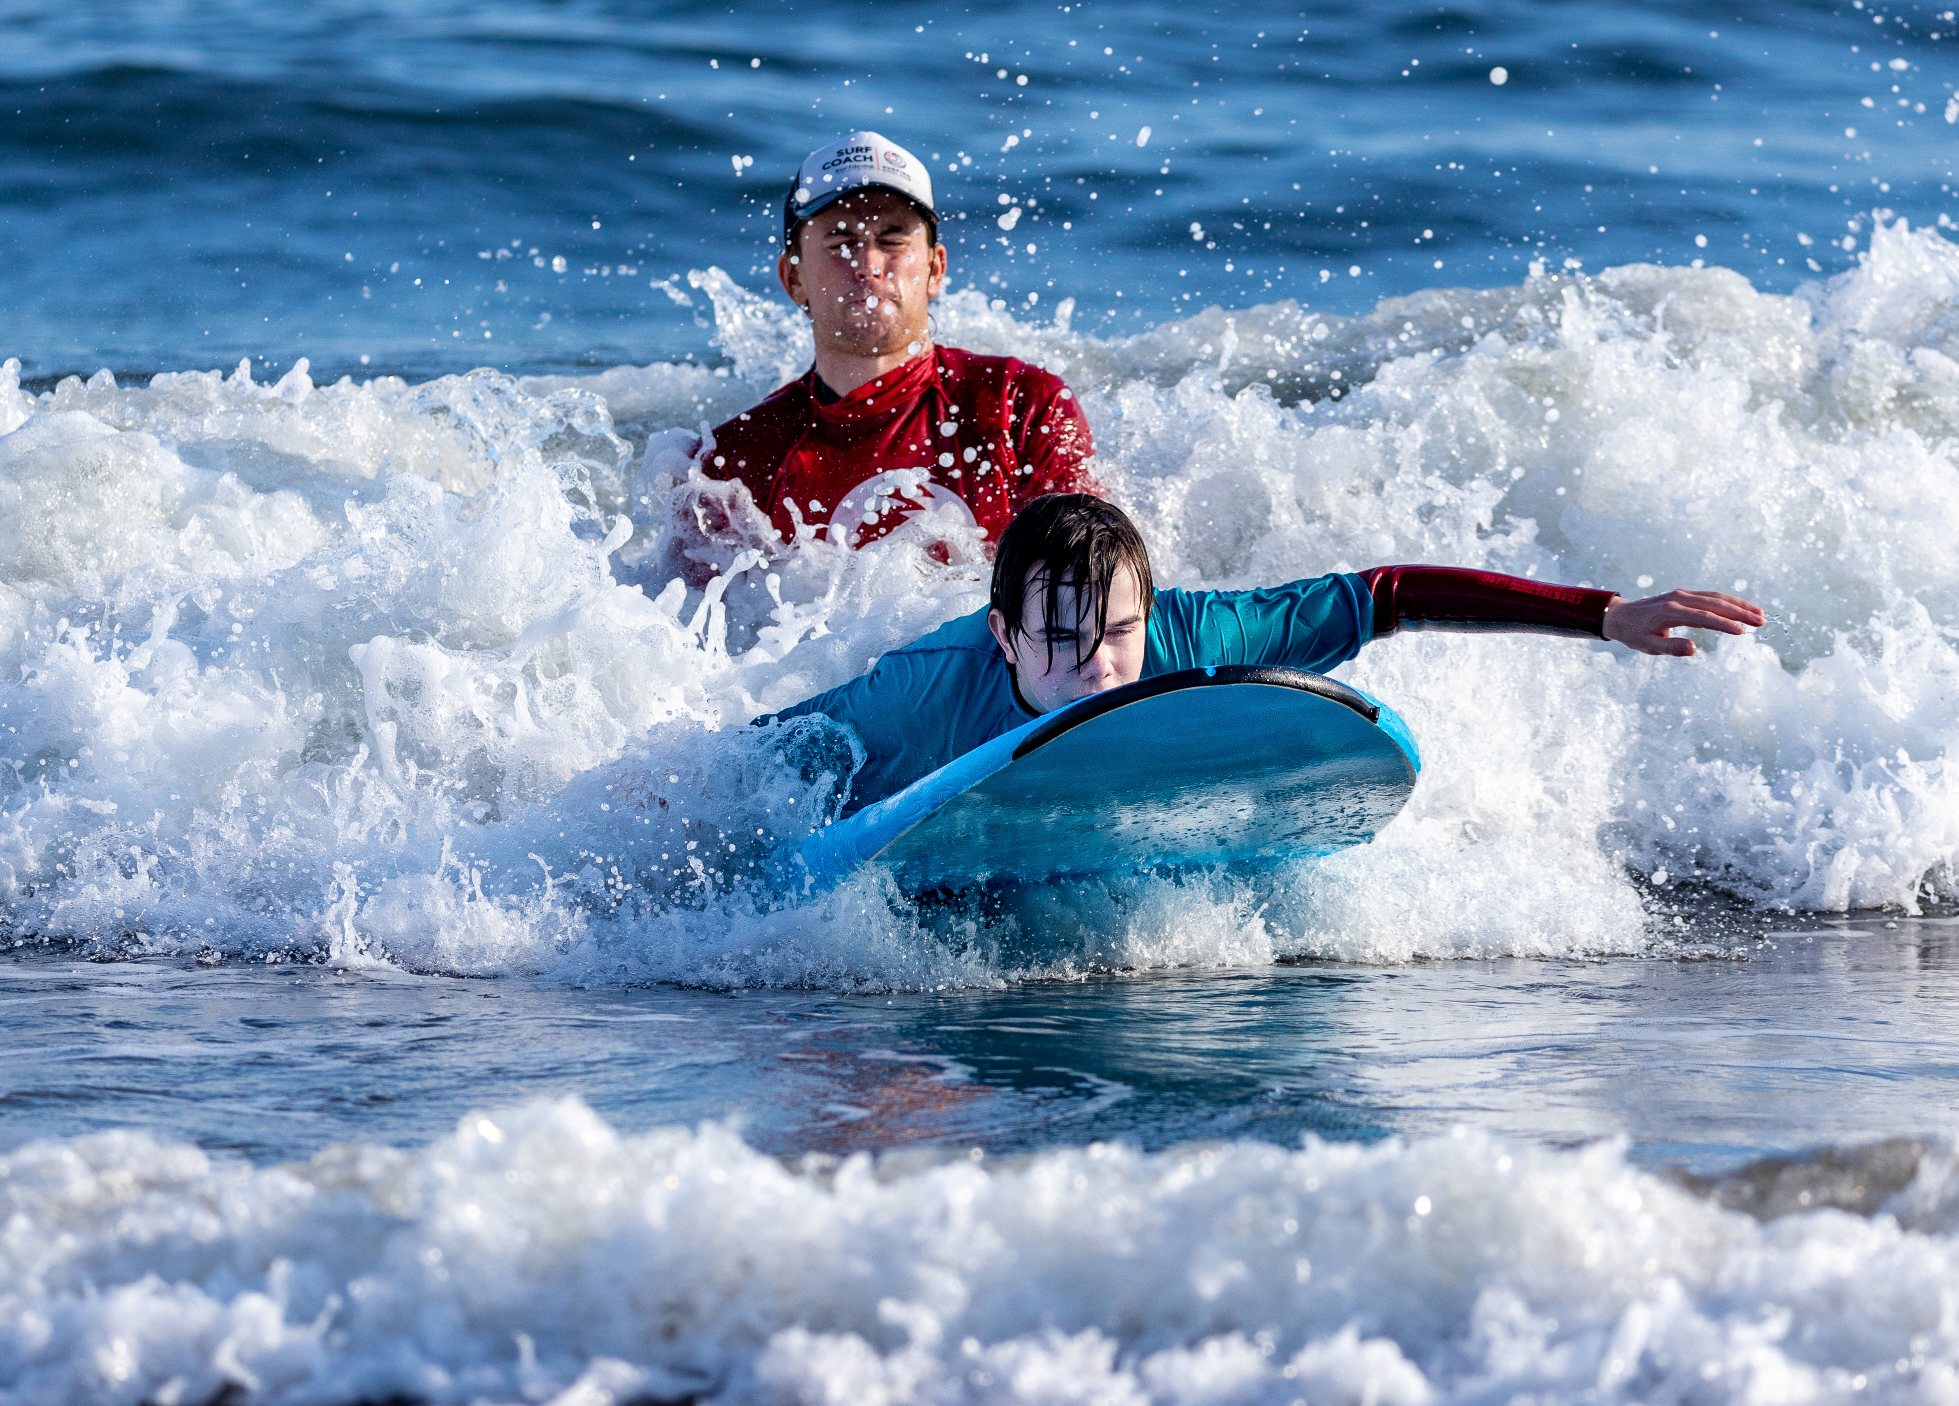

{"left": 797, "top": 666, "right": 1419, "bottom": 893}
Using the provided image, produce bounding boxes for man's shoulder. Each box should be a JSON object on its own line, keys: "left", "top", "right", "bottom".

{"left": 702, "top": 375, "right": 815, "bottom": 482}
{"left": 935, "top": 344, "right": 1071, "bottom": 399}
{"left": 709, "top": 375, "right": 812, "bottom": 446}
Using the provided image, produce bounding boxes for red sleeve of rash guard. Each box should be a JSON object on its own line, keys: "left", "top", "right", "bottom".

{"left": 1010, "top": 364, "right": 1099, "bottom": 501}
{"left": 1360, "top": 565, "right": 1618, "bottom": 638}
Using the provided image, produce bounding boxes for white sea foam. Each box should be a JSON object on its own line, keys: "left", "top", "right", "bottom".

{"left": 5, "top": 1099, "right": 1959, "bottom": 1405}
{"left": 2, "top": 219, "right": 1957, "bottom": 981}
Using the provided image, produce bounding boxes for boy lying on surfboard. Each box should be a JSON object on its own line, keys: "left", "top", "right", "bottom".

{"left": 767, "top": 494, "right": 1763, "bottom": 815}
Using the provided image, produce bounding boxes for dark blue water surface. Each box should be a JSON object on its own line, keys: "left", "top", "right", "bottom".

{"left": 8, "top": 917, "right": 1959, "bottom": 1173}
{"left": 4, "top": 0, "right": 1953, "bottom": 381}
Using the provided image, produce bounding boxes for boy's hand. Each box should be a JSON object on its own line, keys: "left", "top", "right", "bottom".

{"left": 1602, "top": 590, "right": 1765, "bottom": 656}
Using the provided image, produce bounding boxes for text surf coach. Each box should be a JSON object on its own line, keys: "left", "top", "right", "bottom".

{"left": 698, "top": 131, "right": 1098, "bottom": 548}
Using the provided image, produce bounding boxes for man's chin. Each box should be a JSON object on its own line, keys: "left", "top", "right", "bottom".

{"left": 823, "top": 313, "right": 919, "bottom": 354}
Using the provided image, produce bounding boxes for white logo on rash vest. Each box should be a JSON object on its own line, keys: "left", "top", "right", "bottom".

{"left": 830, "top": 469, "right": 979, "bottom": 546}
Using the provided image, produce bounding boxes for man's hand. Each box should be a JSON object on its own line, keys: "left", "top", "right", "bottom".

{"left": 1602, "top": 589, "right": 1765, "bottom": 656}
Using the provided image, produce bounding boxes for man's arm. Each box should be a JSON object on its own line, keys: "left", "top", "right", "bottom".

{"left": 1361, "top": 566, "right": 1763, "bottom": 656}
{"left": 698, "top": 377, "right": 812, "bottom": 498}
{"left": 1009, "top": 367, "right": 1098, "bottom": 501}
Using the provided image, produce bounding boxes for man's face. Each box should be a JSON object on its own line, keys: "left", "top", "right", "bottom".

{"left": 777, "top": 188, "right": 946, "bottom": 359}
{"left": 988, "top": 564, "right": 1149, "bottom": 715}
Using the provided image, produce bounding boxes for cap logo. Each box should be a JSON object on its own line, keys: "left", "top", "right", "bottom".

{"left": 785, "top": 131, "right": 935, "bottom": 244}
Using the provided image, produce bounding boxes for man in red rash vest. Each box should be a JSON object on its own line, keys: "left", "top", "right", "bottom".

{"left": 700, "top": 131, "right": 1095, "bottom": 548}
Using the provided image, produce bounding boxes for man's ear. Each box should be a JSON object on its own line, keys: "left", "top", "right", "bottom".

{"left": 926, "top": 241, "right": 948, "bottom": 299}
{"left": 987, "top": 607, "right": 1019, "bottom": 666}
{"left": 777, "top": 248, "right": 808, "bottom": 312}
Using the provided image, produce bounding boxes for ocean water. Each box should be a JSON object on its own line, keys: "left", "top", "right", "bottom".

{"left": 5, "top": 2, "right": 1959, "bottom": 1402}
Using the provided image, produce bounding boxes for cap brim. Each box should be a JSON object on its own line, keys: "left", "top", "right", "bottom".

{"left": 784, "top": 183, "right": 937, "bottom": 245}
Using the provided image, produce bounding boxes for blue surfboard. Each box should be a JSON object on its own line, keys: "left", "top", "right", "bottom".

{"left": 797, "top": 666, "right": 1419, "bottom": 892}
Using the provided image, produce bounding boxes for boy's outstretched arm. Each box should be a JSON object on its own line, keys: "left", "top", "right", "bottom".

{"left": 1360, "top": 566, "right": 1764, "bottom": 653}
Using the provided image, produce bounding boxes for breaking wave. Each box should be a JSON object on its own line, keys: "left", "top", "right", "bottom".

{"left": 3, "top": 219, "right": 1957, "bottom": 984}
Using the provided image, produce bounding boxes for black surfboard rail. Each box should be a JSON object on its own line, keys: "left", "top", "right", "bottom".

{"left": 1011, "top": 666, "right": 1381, "bottom": 762}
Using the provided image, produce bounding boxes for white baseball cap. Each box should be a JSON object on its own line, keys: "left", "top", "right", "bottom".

{"left": 782, "top": 130, "right": 937, "bottom": 247}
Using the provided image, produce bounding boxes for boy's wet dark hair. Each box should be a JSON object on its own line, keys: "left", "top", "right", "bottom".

{"left": 990, "top": 494, "right": 1155, "bottom": 668}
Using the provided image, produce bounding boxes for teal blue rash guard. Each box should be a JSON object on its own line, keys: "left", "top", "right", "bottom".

{"left": 768, "top": 573, "right": 1375, "bottom": 814}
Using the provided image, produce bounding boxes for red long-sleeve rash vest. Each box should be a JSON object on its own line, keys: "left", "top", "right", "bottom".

{"left": 701, "top": 344, "right": 1096, "bottom": 545}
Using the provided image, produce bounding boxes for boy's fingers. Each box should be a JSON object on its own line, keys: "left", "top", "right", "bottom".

{"left": 1671, "top": 590, "right": 1765, "bottom": 623}
{"left": 1668, "top": 623, "right": 1745, "bottom": 637}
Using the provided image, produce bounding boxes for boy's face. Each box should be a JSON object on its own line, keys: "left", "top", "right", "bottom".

{"left": 987, "top": 564, "right": 1149, "bottom": 715}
